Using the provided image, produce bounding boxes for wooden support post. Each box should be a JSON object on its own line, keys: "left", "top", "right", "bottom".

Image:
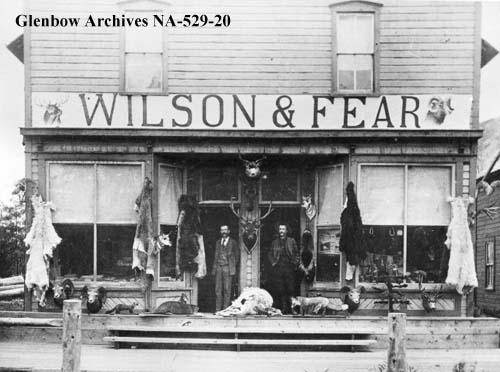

{"left": 62, "top": 299, "right": 82, "bottom": 372}
{"left": 387, "top": 312, "right": 406, "bottom": 372}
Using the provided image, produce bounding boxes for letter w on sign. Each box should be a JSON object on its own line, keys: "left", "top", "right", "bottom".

{"left": 79, "top": 93, "right": 118, "bottom": 126}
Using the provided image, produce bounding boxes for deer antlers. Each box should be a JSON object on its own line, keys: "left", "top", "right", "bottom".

{"left": 229, "top": 197, "right": 273, "bottom": 226}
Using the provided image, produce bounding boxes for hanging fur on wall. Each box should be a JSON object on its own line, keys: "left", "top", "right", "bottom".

{"left": 339, "top": 182, "right": 366, "bottom": 268}
{"left": 132, "top": 177, "right": 157, "bottom": 277}
{"left": 176, "top": 195, "right": 202, "bottom": 274}
{"left": 445, "top": 196, "right": 478, "bottom": 294}
{"left": 24, "top": 194, "right": 62, "bottom": 306}
{"left": 298, "top": 228, "right": 315, "bottom": 284}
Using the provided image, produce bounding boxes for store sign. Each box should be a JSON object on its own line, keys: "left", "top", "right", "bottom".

{"left": 31, "top": 93, "right": 472, "bottom": 130}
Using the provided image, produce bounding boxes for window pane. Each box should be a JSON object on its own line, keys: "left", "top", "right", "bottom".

{"left": 359, "top": 166, "right": 405, "bottom": 225}
{"left": 407, "top": 166, "right": 452, "bottom": 225}
{"left": 338, "top": 55, "right": 355, "bottom": 90}
{"left": 202, "top": 168, "right": 239, "bottom": 201}
{"left": 406, "top": 226, "right": 448, "bottom": 283}
{"left": 486, "top": 241, "right": 494, "bottom": 264}
{"left": 159, "top": 224, "right": 178, "bottom": 280}
{"left": 337, "top": 13, "right": 373, "bottom": 53}
{"left": 317, "top": 166, "right": 343, "bottom": 225}
{"left": 125, "top": 13, "right": 163, "bottom": 53}
{"left": 97, "top": 225, "right": 136, "bottom": 280}
{"left": 96, "top": 164, "right": 143, "bottom": 223}
{"left": 54, "top": 224, "right": 93, "bottom": 277}
{"left": 355, "top": 55, "right": 373, "bottom": 90}
{"left": 159, "top": 166, "right": 183, "bottom": 225}
{"left": 359, "top": 225, "right": 404, "bottom": 282}
{"left": 261, "top": 168, "right": 298, "bottom": 202}
{"left": 125, "top": 53, "right": 162, "bottom": 92}
{"left": 49, "top": 164, "right": 95, "bottom": 223}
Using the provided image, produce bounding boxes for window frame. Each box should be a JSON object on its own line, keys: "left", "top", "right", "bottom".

{"left": 47, "top": 161, "right": 145, "bottom": 284}
{"left": 118, "top": 0, "right": 170, "bottom": 95}
{"left": 356, "top": 162, "right": 456, "bottom": 288}
{"left": 330, "top": 1, "right": 382, "bottom": 96}
{"left": 485, "top": 238, "right": 495, "bottom": 291}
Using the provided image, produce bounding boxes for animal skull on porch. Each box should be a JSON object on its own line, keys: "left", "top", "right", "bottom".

{"left": 229, "top": 197, "right": 273, "bottom": 253}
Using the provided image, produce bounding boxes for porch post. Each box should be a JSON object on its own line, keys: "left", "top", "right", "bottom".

{"left": 62, "top": 299, "right": 82, "bottom": 372}
{"left": 387, "top": 312, "right": 406, "bottom": 372}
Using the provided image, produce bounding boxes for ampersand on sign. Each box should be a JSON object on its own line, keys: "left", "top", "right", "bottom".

{"left": 272, "top": 95, "right": 295, "bottom": 128}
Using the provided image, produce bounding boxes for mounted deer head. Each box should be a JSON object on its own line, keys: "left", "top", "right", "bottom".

{"left": 239, "top": 154, "right": 266, "bottom": 179}
{"left": 229, "top": 197, "right": 273, "bottom": 252}
{"left": 420, "top": 285, "right": 443, "bottom": 313}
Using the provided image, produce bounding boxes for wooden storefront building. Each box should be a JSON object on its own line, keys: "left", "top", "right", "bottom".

{"left": 20, "top": 0, "right": 482, "bottom": 316}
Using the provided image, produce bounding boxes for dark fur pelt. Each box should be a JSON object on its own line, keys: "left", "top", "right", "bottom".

{"left": 299, "top": 229, "right": 315, "bottom": 283}
{"left": 339, "top": 182, "right": 366, "bottom": 266}
{"left": 178, "top": 195, "right": 201, "bottom": 271}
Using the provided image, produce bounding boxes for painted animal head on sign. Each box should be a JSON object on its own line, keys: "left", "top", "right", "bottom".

{"left": 35, "top": 96, "right": 68, "bottom": 125}
{"left": 229, "top": 197, "right": 273, "bottom": 252}
{"left": 301, "top": 195, "right": 317, "bottom": 220}
{"left": 420, "top": 286, "right": 443, "bottom": 313}
{"left": 425, "top": 96, "right": 454, "bottom": 125}
{"left": 239, "top": 154, "right": 266, "bottom": 179}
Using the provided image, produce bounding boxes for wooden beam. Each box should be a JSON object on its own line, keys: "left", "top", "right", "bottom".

{"left": 62, "top": 300, "right": 82, "bottom": 372}
{"left": 387, "top": 313, "right": 407, "bottom": 372}
{"left": 0, "top": 317, "right": 62, "bottom": 327}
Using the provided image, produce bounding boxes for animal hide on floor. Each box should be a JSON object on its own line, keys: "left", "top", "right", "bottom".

{"left": 216, "top": 287, "right": 282, "bottom": 317}
{"left": 24, "top": 195, "right": 62, "bottom": 303}
{"left": 339, "top": 182, "right": 366, "bottom": 267}
{"left": 445, "top": 196, "right": 478, "bottom": 294}
{"left": 132, "top": 177, "right": 158, "bottom": 277}
{"left": 177, "top": 195, "right": 202, "bottom": 273}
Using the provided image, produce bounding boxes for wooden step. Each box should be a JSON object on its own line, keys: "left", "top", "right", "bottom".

{"left": 107, "top": 325, "right": 377, "bottom": 334}
{"left": 103, "top": 336, "right": 377, "bottom": 346}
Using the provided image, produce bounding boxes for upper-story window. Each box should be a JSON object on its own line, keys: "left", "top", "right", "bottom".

{"left": 330, "top": 1, "right": 382, "bottom": 95}
{"left": 120, "top": 1, "right": 168, "bottom": 93}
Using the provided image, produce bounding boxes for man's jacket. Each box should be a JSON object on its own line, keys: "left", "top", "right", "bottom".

{"left": 212, "top": 237, "right": 239, "bottom": 276}
{"left": 268, "top": 237, "right": 300, "bottom": 269}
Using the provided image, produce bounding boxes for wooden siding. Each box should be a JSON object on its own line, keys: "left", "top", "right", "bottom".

{"left": 27, "top": 0, "right": 476, "bottom": 97}
{"left": 475, "top": 185, "right": 500, "bottom": 310}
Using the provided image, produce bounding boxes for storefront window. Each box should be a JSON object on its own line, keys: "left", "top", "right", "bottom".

{"left": 48, "top": 162, "right": 143, "bottom": 282}
{"left": 316, "top": 227, "right": 341, "bottom": 282}
{"left": 159, "top": 224, "right": 178, "bottom": 279}
{"left": 201, "top": 168, "right": 239, "bottom": 201}
{"left": 358, "top": 164, "right": 453, "bottom": 284}
{"left": 261, "top": 168, "right": 299, "bottom": 202}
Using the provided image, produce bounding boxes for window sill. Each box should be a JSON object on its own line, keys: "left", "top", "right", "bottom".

{"left": 118, "top": 91, "right": 169, "bottom": 96}
{"left": 330, "top": 92, "right": 381, "bottom": 98}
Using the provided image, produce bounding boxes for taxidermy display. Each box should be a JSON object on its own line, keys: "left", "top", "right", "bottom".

{"left": 298, "top": 228, "right": 315, "bottom": 284}
{"left": 229, "top": 197, "right": 273, "bottom": 252}
{"left": 445, "top": 196, "right": 478, "bottom": 294}
{"left": 420, "top": 286, "right": 443, "bottom": 313}
{"left": 152, "top": 293, "right": 198, "bottom": 315}
{"left": 339, "top": 182, "right": 366, "bottom": 267}
{"left": 48, "top": 278, "right": 74, "bottom": 309}
{"left": 291, "top": 296, "right": 329, "bottom": 316}
{"left": 301, "top": 195, "right": 317, "bottom": 221}
{"left": 176, "top": 195, "right": 202, "bottom": 275}
{"left": 216, "top": 287, "right": 282, "bottom": 317}
{"left": 105, "top": 301, "right": 138, "bottom": 315}
{"left": 239, "top": 154, "right": 266, "bottom": 178}
{"left": 81, "top": 286, "right": 107, "bottom": 314}
{"left": 340, "top": 286, "right": 366, "bottom": 314}
{"left": 24, "top": 194, "right": 62, "bottom": 307}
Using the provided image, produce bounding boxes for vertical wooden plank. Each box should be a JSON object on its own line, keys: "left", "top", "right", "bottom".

{"left": 387, "top": 313, "right": 406, "bottom": 372}
{"left": 24, "top": 0, "right": 32, "bottom": 127}
{"left": 62, "top": 299, "right": 82, "bottom": 372}
{"left": 471, "top": 1, "right": 481, "bottom": 129}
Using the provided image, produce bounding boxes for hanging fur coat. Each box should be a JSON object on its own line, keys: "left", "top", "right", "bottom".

{"left": 132, "top": 177, "right": 158, "bottom": 276}
{"left": 339, "top": 182, "right": 366, "bottom": 267}
{"left": 445, "top": 196, "right": 478, "bottom": 294}
{"left": 24, "top": 195, "right": 62, "bottom": 295}
{"left": 177, "top": 195, "right": 202, "bottom": 273}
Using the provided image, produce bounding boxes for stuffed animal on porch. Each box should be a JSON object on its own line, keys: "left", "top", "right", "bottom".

{"left": 46, "top": 278, "right": 74, "bottom": 309}
{"left": 176, "top": 195, "right": 202, "bottom": 275}
{"left": 216, "top": 287, "right": 282, "bottom": 317}
{"left": 105, "top": 301, "right": 138, "bottom": 315}
{"left": 340, "top": 286, "right": 366, "bottom": 314}
{"left": 152, "top": 293, "right": 198, "bottom": 315}
{"left": 291, "top": 296, "right": 329, "bottom": 316}
{"left": 81, "top": 286, "right": 107, "bottom": 314}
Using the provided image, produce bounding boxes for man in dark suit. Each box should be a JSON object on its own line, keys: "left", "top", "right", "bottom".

{"left": 212, "top": 225, "right": 239, "bottom": 311}
{"left": 268, "top": 224, "right": 300, "bottom": 314}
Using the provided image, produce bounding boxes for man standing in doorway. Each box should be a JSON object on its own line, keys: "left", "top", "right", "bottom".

{"left": 212, "top": 225, "right": 239, "bottom": 311}
{"left": 268, "top": 224, "right": 300, "bottom": 314}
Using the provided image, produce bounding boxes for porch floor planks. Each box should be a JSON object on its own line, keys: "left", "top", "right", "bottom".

{"left": 2, "top": 342, "right": 500, "bottom": 372}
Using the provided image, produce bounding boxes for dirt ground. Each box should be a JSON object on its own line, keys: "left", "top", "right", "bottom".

{"left": 0, "top": 342, "right": 499, "bottom": 372}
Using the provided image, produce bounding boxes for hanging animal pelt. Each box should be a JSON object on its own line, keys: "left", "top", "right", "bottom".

{"left": 177, "top": 195, "right": 201, "bottom": 273}
{"left": 132, "top": 177, "right": 157, "bottom": 276}
{"left": 298, "top": 228, "right": 315, "bottom": 284}
{"left": 339, "top": 182, "right": 366, "bottom": 266}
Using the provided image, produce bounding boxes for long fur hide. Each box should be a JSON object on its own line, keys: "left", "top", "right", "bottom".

{"left": 339, "top": 182, "right": 366, "bottom": 266}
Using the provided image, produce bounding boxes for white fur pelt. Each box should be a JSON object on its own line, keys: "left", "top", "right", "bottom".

{"left": 445, "top": 196, "right": 478, "bottom": 294}
{"left": 24, "top": 195, "right": 62, "bottom": 304}
{"left": 216, "top": 287, "right": 281, "bottom": 317}
{"left": 194, "top": 233, "right": 206, "bottom": 279}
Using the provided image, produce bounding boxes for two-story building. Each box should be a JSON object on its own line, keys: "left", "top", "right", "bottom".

{"left": 20, "top": 0, "right": 482, "bottom": 316}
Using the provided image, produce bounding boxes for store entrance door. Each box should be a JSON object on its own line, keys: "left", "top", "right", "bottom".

{"left": 198, "top": 206, "right": 239, "bottom": 313}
